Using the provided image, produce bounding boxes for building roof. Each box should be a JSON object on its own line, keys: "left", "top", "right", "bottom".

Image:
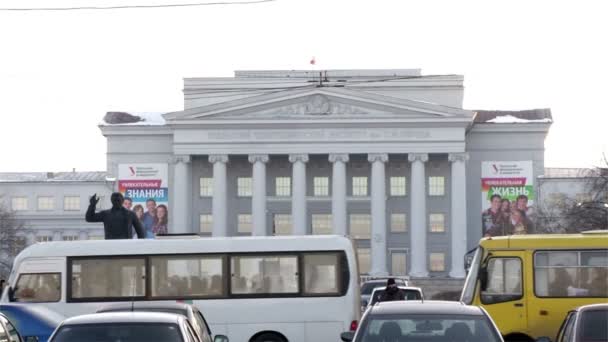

{"left": 0, "top": 171, "right": 108, "bottom": 183}
{"left": 473, "top": 108, "right": 552, "bottom": 123}
{"left": 543, "top": 167, "right": 594, "bottom": 178}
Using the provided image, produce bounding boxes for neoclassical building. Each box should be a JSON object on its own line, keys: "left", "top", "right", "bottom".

{"left": 98, "top": 69, "right": 552, "bottom": 279}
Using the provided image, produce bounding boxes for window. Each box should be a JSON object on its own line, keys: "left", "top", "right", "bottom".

{"left": 534, "top": 250, "right": 608, "bottom": 297}
{"left": 238, "top": 214, "right": 252, "bottom": 233}
{"left": 350, "top": 214, "right": 371, "bottom": 239}
{"left": 150, "top": 255, "right": 224, "bottom": 297}
{"left": 13, "top": 273, "right": 61, "bottom": 302}
{"left": 200, "top": 177, "right": 213, "bottom": 197}
{"left": 273, "top": 214, "right": 292, "bottom": 235}
{"left": 230, "top": 255, "right": 298, "bottom": 294}
{"left": 11, "top": 197, "right": 28, "bottom": 211}
{"left": 313, "top": 177, "right": 329, "bottom": 196}
{"left": 62, "top": 236, "right": 79, "bottom": 241}
{"left": 199, "top": 214, "right": 212, "bottom": 233}
{"left": 428, "top": 176, "right": 445, "bottom": 196}
{"left": 96, "top": 196, "right": 105, "bottom": 210}
{"left": 37, "top": 196, "right": 55, "bottom": 210}
{"left": 64, "top": 196, "right": 81, "bottom": 211}
{"left": 357, "top": 248, "right": 371, "bottom": 275}
{"left": 70, "top": 257, "right": 146, "bottom": 299}
{"left": 237, "top": 177, "right": 252, "bottom": 197}
{"left": 429, "top": 253, "right": 445, "bottom": 272}
{"left": 312, "top": 214, "right": 332, "bottom": 235}
{"left": 481, "top": 258, "right": 522, "bottom": 304}
{"left": 304, "top": 253, "right": 340, "bottom": 294}
{"left": 391, "top": 213, "right": 407, "bottom": 232}
{"left": 36, "top": 236, "right": 52, "bottom": 242}
{"left": 352, "top": 177, "right": 368, "bottom": 196}
{"left": 429, "top": 213, "right": 446, "bottom": 232}
{"left": 575, "top": 193, "right": 592, "bottom": 203}
{"left": 391, "top": 252, "right": 407, "bottom": 276}
{"left": 275, "top": 177, "right": 291, "bottom": 197}
{"left": 390, "top": 177, "right": 406, "bottom": 196}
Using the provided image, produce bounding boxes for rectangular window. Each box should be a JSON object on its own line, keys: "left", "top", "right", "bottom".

{"left": 230, "top": 255, "right": 298, "bottom": 294}
{"left": 275, "top": 177, "right": 291, "bottom": 197}
{"left": 430, "top": 253, "right": 446, "bottom": 272}
{"left": 13, "top": 273, "right": 61, "bottom": 303}
{"left": 11, "top": 197, "right": 28, "bottom": 211}
{"left": 199, "top": 214, "right": 213, "bottom": 233}
{"left": 391, "top": 252, "right": 407, "bottom": 276}
{"left": 429, "top": 213, "right": 446, "bottom": 232}
{"left": 36, "top": 236, "right": 52, "bottom": 242}
{"left": 428, "top": 176, "right": 445, "bottom": 196}
{"left": 273, "top": 214, "right": 292, "bottom": 236}
{"left": 62, "top": 236, "right": 79, "bottom": 241}
{"left": 313, "top": 177, "right": 329, "bottom": 196}
{"left": 238, "top": 214, "right": 252, "bottom": 234}
{"left": 534, "top": 250, "right": 608, "bottom": 297}
{"left": 352, "top": 177, "right": 368, "bottom": 196}
{"left": 304, "top": 253, "right": 340, "bottom": 295}
{"left": 237, "top": 177, "right": 252, "bottom": 197}
{"left": 96, "top": 196, "right": 105, "bottom": 210}
{"left": 64, "top": 196, "right": 81, "bottom": 211}
{"left": 37, "top": 196, "right": 55, "bottom": 211}
{"left": 390, "top": 177, "right": 407, "bottom": 196}
{"left": 150, "top": 255, "right": 224, "bottom": 297}
{"left": 70, "top": 257, "right": 146, "bottom": 299}
{"left": 482, "top": 257, "right": 522, "bottom": 304}
{"left": 312, "top": 214, "right": 332, "bottom": 235}
{"left": 391, "top": 213, "right": 407, "bottom": 232}
{"left": 199, "top": 177, "right": 213, "bottom": 197}
{"left": 350, "top": 214, "right": 371, "bottom": 239}
{"left": 357, "top": 248, "right": 371, "bottom": 275}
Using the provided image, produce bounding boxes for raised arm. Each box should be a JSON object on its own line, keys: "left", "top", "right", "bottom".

{"left": 85, "top": 194, "right": 103, "bottom": 222}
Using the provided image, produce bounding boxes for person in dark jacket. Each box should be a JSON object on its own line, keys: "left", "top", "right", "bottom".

{"left": 85, "top": 192, "right": 145, "bottom": 239}
{"left": 379, "top": 278, "right": 405, "bottom": 302}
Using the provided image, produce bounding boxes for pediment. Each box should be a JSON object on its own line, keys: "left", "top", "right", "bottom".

{"left": 164, "top": 87, "right": 473, "bottom": 122}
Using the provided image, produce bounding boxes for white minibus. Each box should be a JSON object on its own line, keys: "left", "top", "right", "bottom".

{"left": 1, "top": 235, "right": 361, "bottom": 342}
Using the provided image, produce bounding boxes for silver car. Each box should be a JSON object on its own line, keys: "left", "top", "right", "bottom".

{"left": 543, "top": 303, "right": 608, "bottom": 342}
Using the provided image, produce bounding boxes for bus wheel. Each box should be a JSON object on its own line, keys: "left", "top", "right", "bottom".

{"left": 504, "top": 333, "right": 534, "bottom": 342}
{"left": 251, "top": 332, "right": 287, "bottom": 342}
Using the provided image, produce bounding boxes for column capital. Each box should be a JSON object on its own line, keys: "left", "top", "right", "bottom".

{"left": 408, "top": 153, "right": 428, "bottom": 163}
{"left": 208, "top": 154, "right": 229, "bottom": 164}
{"left": 288, "top": 154, "right": 309, "bottom": 163}
{"left": 329, "top": 153, "right": 349, "bottom": 163}
{"left": 172, "top": 155, "right": 191, "bottom": 164}
{"left": 368, "top": 153, "right": 389, "bottom": 163}
{"left": 248, "top": 154, "right": 269, "bottom": 164}
{"left": 448, "top": 152, "right": 470, "bottom": 163}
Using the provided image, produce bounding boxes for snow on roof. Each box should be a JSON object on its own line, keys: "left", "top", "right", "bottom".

{"left": 0, "top": 172, "right": 108, "bottom": 183}
{"left": 100, "top": 112, "right": 166, "bottom": 126}
{"left": 474, "top": 109, "right": 552, "bottom": 123}
{"left": 486, "top": 115, "right": 553, "bottom": 124}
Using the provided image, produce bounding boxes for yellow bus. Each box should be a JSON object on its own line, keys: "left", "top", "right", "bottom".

{"left": 460, "top": 231, "right": 608, "bottom": 342}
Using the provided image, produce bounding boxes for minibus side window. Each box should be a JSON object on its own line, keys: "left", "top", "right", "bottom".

{"left": 13, "top": 273, "right": 61, "bottom": 303}
{"left": 70, "top": 257, "right": 145, "bottom": 300}
{"left": 481, "top": 258, "right": 522, "bottom": 304}
{"left": 149, "top": 255, "right": 225, "bottom": 298}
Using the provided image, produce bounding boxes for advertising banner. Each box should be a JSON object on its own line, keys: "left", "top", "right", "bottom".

{"left": 118, "top": 163, "right": 169, "bottom": 236}
{"left": 481, "top": 161, "right": 534, "bottom": 236}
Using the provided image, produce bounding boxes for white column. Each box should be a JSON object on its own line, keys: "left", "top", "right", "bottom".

{"left": 449, "top": 153, "right": 469, "bottom": 278}
{"left": 78, "top": 230, "right": 89, "bottom": 241}
{"left": 289, "top": 154, "right": 309, "bottom": 235}
{"left": 249, "top": 154, "right": 269, "bottom": 236}
{"left": 329, "top": 153, "right": 349, "bottom": 235}
{"left": 209, "top": 154, "right": 229, "bottom": 237}
{"left": 408, "top": 153, "right": 429, "bottom": 277}
{"left": 369, "top": 153, "right": 389, "bottom": 276}
{"left": 172, "top": 155, "right": 192, "bottom": 234}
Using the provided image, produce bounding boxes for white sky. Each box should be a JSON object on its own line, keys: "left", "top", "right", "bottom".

{"left": 0, "top": 0, "right": 606, "bottom": 172}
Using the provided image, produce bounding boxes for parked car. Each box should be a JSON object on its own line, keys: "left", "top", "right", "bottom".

{"left": 341, "top": 300, "right": 504, "bottom": 342}
{"left": 0, "top": 304, "right": 64, "bottom": 342}
{"left": 0, "top": 312, "right": 22, "bottom": 342}
{"left": 538, "top": 303, "right": 608, "bottom": 342}
{"left": 366, "top": 286, "right": 424, "bottom": 309}
{"left": 48, "top": 312, "right": 229, "bottom": 342}
{"left": 96, "top": 302, "right": 216, "bottom": 342}
{"left": 360, "top": 278, "right": 408, "bottom": 310}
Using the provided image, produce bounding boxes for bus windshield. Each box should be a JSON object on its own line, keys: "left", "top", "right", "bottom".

{"left": 460, "top": 247, "right": 482, "bottom": 304}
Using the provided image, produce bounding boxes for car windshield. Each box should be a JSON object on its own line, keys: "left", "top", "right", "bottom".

{"left": 357, "top": 314, "right": 501, "bottom": 342}
{"left": 51, "top": 323, "right": 183, "bottom": 342}
{"left": 369, "top": 289, "right": 422, "bottom": 305}
{"left": 579, "top": 310, "right": 608, "bottom": 341}
{"left": 460, "top": 247, "right": 482, "bottom": 305}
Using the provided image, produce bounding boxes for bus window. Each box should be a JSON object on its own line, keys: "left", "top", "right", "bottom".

{"left": 13, "top": 273, "right": 60, "bottom": 302}
{"left": 230, "top": 255, "right": 298, "bottom": 294}
{"left": 303, "top": 253, "right": 339, "bottom": 295}
{"left": 149, "top": 255, "right": 224, "bottom": 298}
{"left": 481, "top": 258, "right": 522, "bottom": 304}
{"left": 70, "top": 258, "right": 145, "bottom": 300}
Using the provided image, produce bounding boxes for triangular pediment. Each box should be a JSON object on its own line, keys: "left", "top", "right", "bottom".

{"left": 164, "top": 87, "right": 473, "bottom": 122}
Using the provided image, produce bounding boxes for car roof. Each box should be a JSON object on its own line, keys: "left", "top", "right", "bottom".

{"left": 575, "top": 303, "right": 608, "bottom": 312}
{"left": 60, "top": 312, "right": 184, "bottom": 325}
{"left": 97, "top": 302, "right": 194, "bottom": 313}
{"left": 371, "top": 286, "right": 422, "bottom": 292}
{"left": 368, "top": 301, "right": 484, "bottom": 316}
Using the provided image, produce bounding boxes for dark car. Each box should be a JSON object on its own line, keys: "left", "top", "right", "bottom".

{"left": 0, "top": 304, "right": 65, "bottom": 342}
{"left": 342, "top": 300, "right": 504, "bottom": 342}
{"left": 0, "top": 312, "right": 22, "bottom": 342}
{"left": 360, "top": 278, "right": 408, "bottom": 310}
{"left": 545, "top": 303, "right": 608, "bottom": 342}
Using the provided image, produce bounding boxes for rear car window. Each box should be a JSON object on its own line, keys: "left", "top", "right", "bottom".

{"left": 51, "top": 323, "right": 183, "bottom": 342}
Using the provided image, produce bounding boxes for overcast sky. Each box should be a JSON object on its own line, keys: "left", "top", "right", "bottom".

{"left": 1, "top": 0, "right": 606, "bottom": 172}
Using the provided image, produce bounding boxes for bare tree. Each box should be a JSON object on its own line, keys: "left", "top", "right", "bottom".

{"left": 0, "top": 197, "right": 27, "bottom": 279}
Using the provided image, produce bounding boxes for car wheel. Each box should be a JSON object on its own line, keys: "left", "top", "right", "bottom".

{"left": 251, "top": 332, "right": 286, "bottom": 342}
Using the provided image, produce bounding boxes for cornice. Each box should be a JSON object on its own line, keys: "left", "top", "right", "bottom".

{"left": 470, "top": 123, "right": 552, "bottom": 134}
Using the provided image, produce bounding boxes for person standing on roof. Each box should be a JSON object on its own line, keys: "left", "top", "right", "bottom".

{"left": 86, "top": 192, "right": 145, "bottom": 239}
{"left": 379, "top": 278, "right": 405, "bottom": 302}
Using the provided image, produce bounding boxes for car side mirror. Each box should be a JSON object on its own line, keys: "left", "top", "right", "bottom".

{"left": 535, "top": 337, "right": 552, "bottom": 342}
{"left": 8, "top": 286, "right": 16, "bottom": 302}
{"left": 25, "top": 337, "right": 39, "bottom": 342}
{"left": 213, "top": 334, "right": 229, "bottom": 342}
{"left": 341, "top": 331, "right": 355, "bottom": 342}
